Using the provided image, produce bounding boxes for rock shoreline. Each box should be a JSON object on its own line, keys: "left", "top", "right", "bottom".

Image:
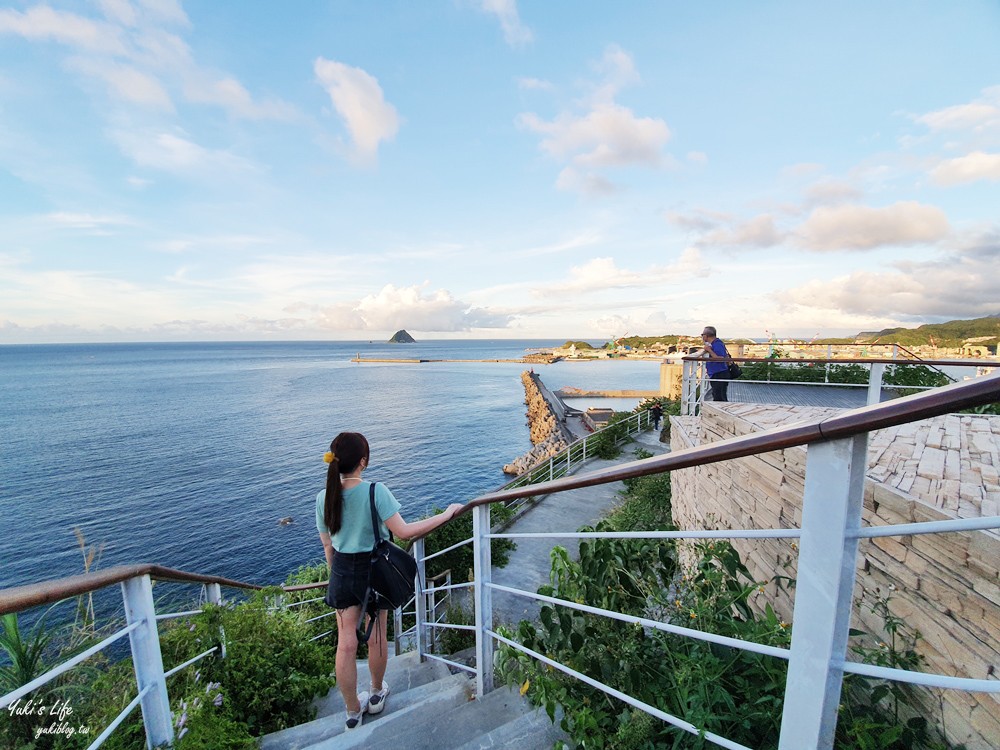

{"left": 502, "top": 371, "right": 573, "bottom": 475}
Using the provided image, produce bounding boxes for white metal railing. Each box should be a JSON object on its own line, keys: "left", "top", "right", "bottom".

{"left": 680, "top": 357, "right": 993, "bottom": 416}
{"left": 0, "top": 578, "right": 227, "bottom": 749}
{"left": 499, "top": 408, "right": 654, "bottom": 516}
{"left": 412, "top": 372, "right": 1000, "bottom": 750}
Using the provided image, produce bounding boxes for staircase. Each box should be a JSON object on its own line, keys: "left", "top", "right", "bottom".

{"left": 260, "top": 649, "right": 566, "bottom": 750}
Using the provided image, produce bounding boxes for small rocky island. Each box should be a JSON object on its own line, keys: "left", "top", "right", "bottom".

{"left": 388, "top": 329, "right": 416, "bottom": 344}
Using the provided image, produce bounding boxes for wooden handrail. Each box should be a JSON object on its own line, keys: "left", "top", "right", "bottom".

{"left": 0, "top": 564, "right": 262, "bottom": 617}
{"left": 448, "top": 371, "right": 1000, "bottom": 520}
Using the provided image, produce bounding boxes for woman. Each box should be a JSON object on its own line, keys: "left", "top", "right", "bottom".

{"left": 316, "top": 432, "right": 463, "bottom": 731}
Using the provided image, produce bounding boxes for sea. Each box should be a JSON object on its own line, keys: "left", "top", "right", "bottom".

{"left": 0, "top": 340, "right": 662, "bottom": 600}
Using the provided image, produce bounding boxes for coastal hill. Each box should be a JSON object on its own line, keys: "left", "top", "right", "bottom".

{"left": 388, "top": 329, "right": 416, "bottom": 344}
{"left": 845, "top": 315, "right": 1000, "bottom": 347}
{"left": 599, "top": 315, "right": 1000, "bottom": 349}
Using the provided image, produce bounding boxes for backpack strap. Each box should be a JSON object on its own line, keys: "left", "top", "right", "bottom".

{"left": 357, "top": 483, "right": 381, "bottom": 644}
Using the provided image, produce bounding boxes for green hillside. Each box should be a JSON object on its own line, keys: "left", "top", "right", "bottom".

{"left": 851, "top": 315, "right": 1000, "bottom": 347}
{"left": 599, "top": 316, "right": 1000, "bottom": 350}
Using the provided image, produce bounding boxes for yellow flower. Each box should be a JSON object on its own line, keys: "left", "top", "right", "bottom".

{"left": 779, "top": 621, "right": 789, "bottom": 629}
{"left": 674, "top": 599, "right": 682, "bottom": 608}
{"left": 790, "top": 542, "right": 798, "bottom": 551}
{"left": 323, "top": 451, "right": 335, "bottom": 464}
{"left": 689, "top": 611, "right": 697, "bottom": 619}
{"left": 519, "top": 679, "right": 530, "bottom": 696}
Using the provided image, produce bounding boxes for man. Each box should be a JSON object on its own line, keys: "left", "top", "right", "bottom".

{"left": 701, "top": 325, "right": 731, "bottom": 402}
{"left": 650, "top": 402, "right": 663, "bottom": 430}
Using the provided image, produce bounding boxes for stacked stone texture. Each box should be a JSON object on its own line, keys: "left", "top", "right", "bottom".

{"left": 503, "top": 371, "right": 570, "bottom": 475}
{"left": 670, "top": 404, "right": 999, "bottom": 749}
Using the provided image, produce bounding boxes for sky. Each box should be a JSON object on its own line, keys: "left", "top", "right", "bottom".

{"left": 1, "top": 1, "right": 999, "bottom": 344}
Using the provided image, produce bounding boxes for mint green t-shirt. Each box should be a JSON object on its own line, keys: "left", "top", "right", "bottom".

{"left": 315, "top": 481, "right": 402, "bottom": 554}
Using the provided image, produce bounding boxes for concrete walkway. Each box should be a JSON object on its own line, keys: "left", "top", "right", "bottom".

{"left": 490, "top": 427, "right": 669, "bottom": 628}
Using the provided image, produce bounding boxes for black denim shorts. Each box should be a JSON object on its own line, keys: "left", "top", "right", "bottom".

{"left": 329, "top": 551, "right": 388, "bottom": 610}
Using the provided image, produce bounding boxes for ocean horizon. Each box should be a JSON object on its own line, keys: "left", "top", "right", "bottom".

{"left": 0, "top": 340, "right": 661, "bottom": 595}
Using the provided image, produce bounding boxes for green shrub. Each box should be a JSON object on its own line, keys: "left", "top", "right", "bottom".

{"left": 495, "top": 469, "right": 960, "bottom": 749}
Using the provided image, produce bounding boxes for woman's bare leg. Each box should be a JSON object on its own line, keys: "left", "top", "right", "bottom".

{"left": 368, "top": 609, "right": 389, "bottom": 691}
{"left": 335, "top": 606, "right": 363, "bottom": 711}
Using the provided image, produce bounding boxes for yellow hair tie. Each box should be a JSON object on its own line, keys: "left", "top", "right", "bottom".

{"left": 323, "top": 451, "right": 336, "bottom": 464}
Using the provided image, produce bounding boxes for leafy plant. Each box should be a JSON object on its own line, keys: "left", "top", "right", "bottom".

{"left": 494, "top": 469, "right": 962, "bottom": 750}
{"left": 588, "top": 411, "right": 634, "bottom": 459}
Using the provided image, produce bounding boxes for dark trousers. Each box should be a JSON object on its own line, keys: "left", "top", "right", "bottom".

{"left": 709, "top": 371, "right": 730, "bottom": 402}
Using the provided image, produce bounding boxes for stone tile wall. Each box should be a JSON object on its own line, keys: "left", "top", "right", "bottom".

{"left": 669, "top": 404, "right": 999, "bottom": 749}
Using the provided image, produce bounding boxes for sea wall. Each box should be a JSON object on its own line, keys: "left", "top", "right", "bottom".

{"left": 503, "top": 371, "right": 571, "bottom": 475}
{"left": 669, "top": 403, "right": 1000, "bottom": 749}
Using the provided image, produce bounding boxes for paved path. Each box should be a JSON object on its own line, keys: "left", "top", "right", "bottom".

{"left": 489, "top": 427, "right": 669, "bottom": 628}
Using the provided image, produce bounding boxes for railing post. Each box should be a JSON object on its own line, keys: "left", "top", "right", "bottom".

{"left": 472, "top": 504, "right": 494, "bottom": 696}
{"left": 549, "top": 457, "right": 553, "bottom": 482}
{"left": 413, "top": 537, "right": 428, "bottom": 660}
{"left": 778, "top": 435, "right": 868, "bottom": 749}
{"left": 121, "top": 575, "right": 173, "bottom": 749}
{"left": 867, "top": 362, "right": 886, "bottom": 405}
{"left": 681, "top": 360, "right": 694, "bottom": 415}
{"left": 205, "top": 582, "right": 227, "bottom": 659}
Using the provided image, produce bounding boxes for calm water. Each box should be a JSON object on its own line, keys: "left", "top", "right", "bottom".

{"left": 0, "top": 341, "right": 661, "bottom": 592}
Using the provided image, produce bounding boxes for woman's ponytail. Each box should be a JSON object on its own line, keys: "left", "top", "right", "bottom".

{"left": 322, "top": 432, "right": 370, "bottom": 537}
{"left": 324, "top": 454, "right": 343, "bottom": 535}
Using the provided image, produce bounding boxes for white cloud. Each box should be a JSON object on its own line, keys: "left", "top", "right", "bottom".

{"left": 0, "top": 5, "right": 126, "bottom": 54}
{"left": 687, "top": 151, "right": 707, "bottom": 164}
{"left": 112, "top": 129, "right": 255, "bottom": 175}
{"left": 775, "top": 237, "right": 1000, "bottom": 319}
{"left": 476, "top": 0, "right": 533, "bottom": 47}
{"left": 930, "top": 151, "right": 1000, "bottom": 185}
{"left": 98, "top": 0, "right": 137, "bottom": 27}
{"left": 794, "top": 201, "right": 949, "bottom": 251}
{"left": 184, "top": 75, "right": 297, "bottom": 120}
{"left": 68, "top": 57, "right": 174, "bottom": 110}
{"left": 702, "top": 215, "right": 784, "bottom": 248}
{"left": 517, "top": 46, "right": 670, "bottom": 193}
{"left": 314, "top": 58, "right": 400, "bottom": 163}
{"left": 45, "top": 212, "right": 134, "bottom": 231}
{"left": 517, "top": 77, "right": 552, "bottom": 91}
{"left": 916, "top": 86, "right": 1000, "bottom": 134}
{"left": 346, "top": 284, "right": 511, "bottom": 331}
{"left": 802, "top": 179, "right": 863, "bottom": 208}
{"left": 536, "top": 249, "right": 709, "bottom": 296}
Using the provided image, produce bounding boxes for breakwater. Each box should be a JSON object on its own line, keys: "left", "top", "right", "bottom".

{"left": 502, "top": 371, "right": 572, "bottom": 475}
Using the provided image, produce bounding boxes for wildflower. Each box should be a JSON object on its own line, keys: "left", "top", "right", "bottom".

{"left": 757, "top": 586, "right": 765, "bottom": 594}
{"left": 178, "top": 727, "right": 189, "bottom": 741}
{"left": 189, "top": 623, "right": 196, "bottom": 632}
{"left": 214, "top": 693, "right": 223, "bottom": 707}
{"left": 519, "top": 679, "right": 530, "bottom": 696}
{"left": 674, "top": 599, "right": 682, "bottom": 608}
{"left": 689, "top": 611, "right": 697, "bottom": 619}
{"left": 790, "top": 542, "right": 798, "bottom": 551}
{"left": 779, "top": 621, "right": 789, "bottom": 629}
{"left": 194, "top": 670, "right": 200, "bottom": 683}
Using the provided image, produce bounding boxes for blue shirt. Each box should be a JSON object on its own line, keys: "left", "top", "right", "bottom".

{"left": 315, "top": 481, "right": 402, "bottom": 553}
{"left": 705, "top": 338, "right": 730, "bottom": 376}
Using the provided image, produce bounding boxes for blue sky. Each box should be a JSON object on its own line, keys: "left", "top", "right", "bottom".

{"left": 1, "top": 1, "right": 998, "bottom": 344}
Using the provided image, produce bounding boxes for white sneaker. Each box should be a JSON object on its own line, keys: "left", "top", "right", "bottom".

{"left": 368, "top": 682, "right": 390, "bottom": 715}
{"left": 345, "top": 691, "right": 370, "bottom": 730}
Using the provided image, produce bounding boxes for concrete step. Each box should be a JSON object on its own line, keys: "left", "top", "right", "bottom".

{"left": 310, "top": 682, "right": 551, "bottom": 750}
{"left": 452, "top": 698, "right": 566, "bottom": 750}
{"left": 311, "top": 649, "right": 452, "bottom": 720}
{"left": 260, "top": 651, "right": 454, "bottom": 750}
{"left": 304, "top": 672, "right": 476, "bottom": 749}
